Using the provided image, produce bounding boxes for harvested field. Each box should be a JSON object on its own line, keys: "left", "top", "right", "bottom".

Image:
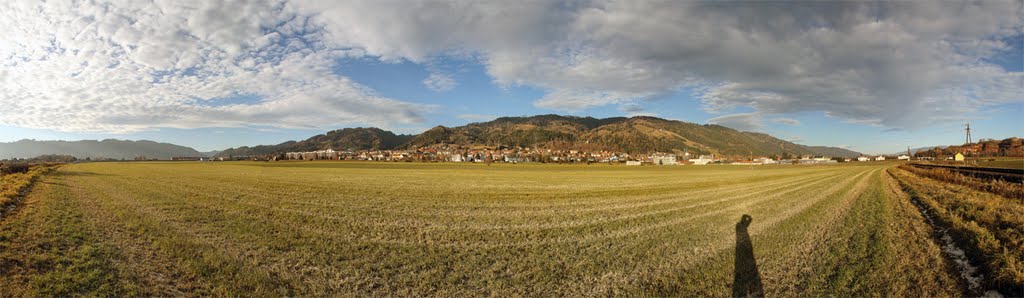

{"left": 0, "top": 162, "right": 980, "bottom": 296}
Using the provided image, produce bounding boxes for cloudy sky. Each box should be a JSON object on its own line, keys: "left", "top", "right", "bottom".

{"left": 1, "top": 0, "right": 1021, "bottom": 153}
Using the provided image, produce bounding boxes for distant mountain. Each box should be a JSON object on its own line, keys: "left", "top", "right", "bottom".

{"left": 405, "top": 115, "right": 860, "bottom": 157}
{"left": 199, "top": 150, "right": 222, "bottom": 157}
{"left": 215, "top": 141, "right": 296, "bottom": 158}
{"left": 804, "top": 146, "right": 862, "bottom": 158}
{"left": 215, "top": 128, "right": 414, "bottom": 157}
{"left": 219, "top": 115, "right": 861, "bottom": 158}
{"left": 0, "top": 139, "right": 202, "bottom": 160}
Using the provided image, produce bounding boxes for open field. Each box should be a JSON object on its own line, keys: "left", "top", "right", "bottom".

{"left": 927, "top": 158, "right": 1024, "bottom": 170}
{"left": 0, "top": 161, "right": 1003, "bottom": 296}
{"left": 977, "top": 158, "right": 1024, "bottom": 170}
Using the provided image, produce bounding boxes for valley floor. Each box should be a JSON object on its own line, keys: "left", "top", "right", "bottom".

{"left": 1, "top": 161, "right": 1011, "bottom": 296}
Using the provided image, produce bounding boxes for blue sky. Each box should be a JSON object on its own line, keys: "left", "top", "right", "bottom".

{"left": 1, "top": 1, "right": 1021, "bottom": 154}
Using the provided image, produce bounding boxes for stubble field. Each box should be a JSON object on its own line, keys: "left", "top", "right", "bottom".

{"left": 0, "top": 161, "right": 978, "bottom": 296}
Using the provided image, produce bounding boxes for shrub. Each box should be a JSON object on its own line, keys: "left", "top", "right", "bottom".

{"left": 0, "top": 163, "right": 31, "bottom": 175}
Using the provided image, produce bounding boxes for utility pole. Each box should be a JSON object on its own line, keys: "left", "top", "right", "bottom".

{"left": 964, "top": 122, "right": 975, "bottom": 165}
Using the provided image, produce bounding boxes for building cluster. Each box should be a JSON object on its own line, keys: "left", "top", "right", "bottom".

{"left": 260, "top": 147, "right": 904, "bottom": 166}
{"left": 277, "top": 148, "right": 637, "bottom": 163}
{"left": 853, "top": 154, "right": 913, "bottom": 162}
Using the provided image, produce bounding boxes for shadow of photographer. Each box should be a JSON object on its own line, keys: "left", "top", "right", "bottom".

{"left": 733, "top": 214, "right": 764, "bottom": 298}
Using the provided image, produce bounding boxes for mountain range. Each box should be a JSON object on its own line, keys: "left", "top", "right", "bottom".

{"left": 1, "top": 115, "right": 867, "bottom": 160}
{"left": 0, "top": 139, "right": 203, "bottom": 160}
{"left": 216, "top": 115, "right": 862, "bottom": 158}
{"left": 215, "top": 127, "right": 413, "bottom": 158}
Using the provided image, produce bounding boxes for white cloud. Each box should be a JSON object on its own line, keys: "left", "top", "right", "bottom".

{"left": 456, "top": 114, "right": 497, "bottom": 122}
{"left": 287, "top": 0, "right": 1023, "bottom": 129}
{"left": 0, "top": 0, "right": 433, "bottom": 133}
{"left": 423, "top": 72, "right": 456, "bottom": 92}
{"left": 1, "top": 0, "right": 1020, "bottom": 134}
{"left": 771, "top": 117, "right": 802, "bottom": 126}
{"left": 707, "top": 113, "right": 763, "bottom": 132}
{"left": 617, "top": 103, "right": 656, "bottom": 117}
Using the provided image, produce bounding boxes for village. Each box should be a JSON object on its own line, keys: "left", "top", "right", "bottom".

{"left": 204, "top": 146, "right": 922, "bottom": 165}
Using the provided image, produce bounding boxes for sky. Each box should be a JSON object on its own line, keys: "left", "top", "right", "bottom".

{"left": 0, "top": 1, "right": 1021, "bottom": 154}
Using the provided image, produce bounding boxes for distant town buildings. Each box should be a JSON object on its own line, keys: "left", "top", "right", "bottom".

{"left": 690, "top": 155, "right": 715, "bottom": 165}
{"left": 652, "top": 153, "right": 677, "bottom": 165}
{"left": 212, "top": 146, "right": 876, "bottom": 167}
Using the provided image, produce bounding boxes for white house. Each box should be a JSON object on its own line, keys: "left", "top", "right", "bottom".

{"left": 690, "top": 155, "right": 715, "bottom": 165}
{"left": 875, "top": 156, "right": 886, "bottom": 161}
{"left": 652, "top": 153, "right": 677, "bottom": 165}
{"left": 897, "top": 155, "right": 910, "bottom": 160}
{"left": 450, "top": 154, "right": 465, "bottom": 162}
{"left": 857, "top": 156, "right": 870, "bottom": 162}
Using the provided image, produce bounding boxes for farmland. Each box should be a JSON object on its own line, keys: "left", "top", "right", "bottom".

{"left": 0, "top": 161, "right": 1015, "bottom": 296}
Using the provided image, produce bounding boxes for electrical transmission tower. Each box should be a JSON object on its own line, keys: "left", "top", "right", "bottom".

{"left": 964, "top": 123, "right": 972, "bottom": 145}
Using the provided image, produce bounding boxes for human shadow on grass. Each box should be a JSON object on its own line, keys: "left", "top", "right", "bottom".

{"left": 733, "top": 214, "right": 764, "bottom": 298}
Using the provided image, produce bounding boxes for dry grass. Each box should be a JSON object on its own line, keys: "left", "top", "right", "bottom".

{"left": 892, "top": 166, "right": 1024, "bottom": 295}
{"left": 898, "top": 164, "right": 1024, "bottom": 200}
{"left": 0, "top": 165, "right": 52, "bottom": 216}
{"left": 0, "top": 161, "right": 966, "bottom": 295}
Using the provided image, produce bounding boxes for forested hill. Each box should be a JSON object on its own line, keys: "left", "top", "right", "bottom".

{"left": 217, "top": 115, "right": 861, "bottom": 158}
{"left": 0, "top": 139, "right": 202, "bottom": 160}
{"left": 216, "top": 128, "right": 413, "bottom": 157}
{"left": 403, "top": 115, "right": 859, "bottom": 157}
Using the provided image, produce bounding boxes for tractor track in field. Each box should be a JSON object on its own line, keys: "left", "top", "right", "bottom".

{"left": 277, "top": 168, "right": 869, "bottom": 248}
{"left": 6, "top": 162, "right": 982, "bottom": 297}
{"left": 148, "top": 168, "right": 839, "bottom": 217}
{"left": 68, "top": 174, "right": 299, "bottom": 295}
{"left": 80, "top": 167, "right": 839, "bottom": 233}
{"left": 282, "top": 169, "right": 839, "bottom": 247}
{"left": 66, "top": 166, "right": 871, "bottom": 251}
{"left": 68, "top": 168, "right": 850, "bottom": 250}
{"left": 225, "top": 171, "right": 845, "bottom": 232}
{"left": 54, "top": 165, "right": 878, "bottom": 297}
{"left": 760, "top": 168, "right": 878, "bottom": 296}
{"left": 65, "top": 172, "right": 214, "bottom": 296}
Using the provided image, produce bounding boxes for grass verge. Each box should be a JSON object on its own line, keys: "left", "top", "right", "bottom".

{"left": 892, "top": 167, "right": 1024, "bottom": 295}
